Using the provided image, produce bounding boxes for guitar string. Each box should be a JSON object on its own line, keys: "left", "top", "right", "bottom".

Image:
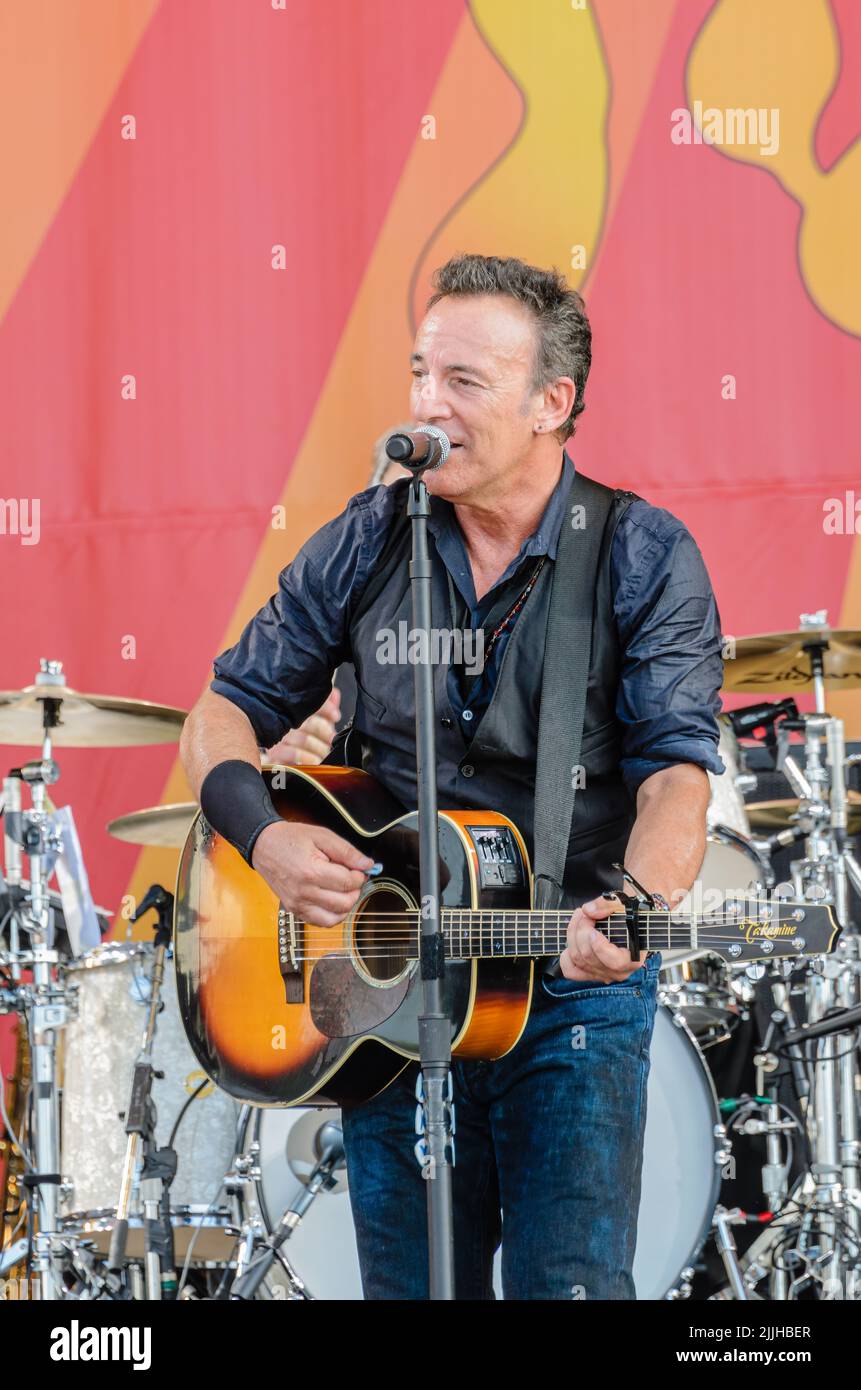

{"left": 291, "top": 927, "right": 818, "bottom": 960}
{"left": 279, "top": 909, "right": 816, "bottom": 924}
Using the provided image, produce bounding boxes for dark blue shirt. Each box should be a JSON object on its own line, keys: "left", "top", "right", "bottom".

{"left": 211, "top": 454, "right": 725, "bottom": 793}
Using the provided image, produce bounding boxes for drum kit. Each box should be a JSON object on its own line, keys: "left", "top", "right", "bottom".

{"left": 2, "top": 610, "right": 861, "bottom": 1301}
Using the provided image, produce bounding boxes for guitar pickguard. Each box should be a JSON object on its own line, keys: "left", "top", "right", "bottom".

{"left": 309, "top": 955, "right": 410, "bottom": 1038}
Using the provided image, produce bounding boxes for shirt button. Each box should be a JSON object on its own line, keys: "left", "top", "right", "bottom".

{"left": 441, "top": 716, "right": 453, "bottom": 729}
{"left": 461, "top": 764, "right": 475, "bottom": 778}
{"left": 462, "top": 709, "right": 474, "bottom": 722}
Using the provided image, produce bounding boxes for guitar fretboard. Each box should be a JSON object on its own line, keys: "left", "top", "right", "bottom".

{"left": 354, "top": 906, "right": 812, "bottom": 961}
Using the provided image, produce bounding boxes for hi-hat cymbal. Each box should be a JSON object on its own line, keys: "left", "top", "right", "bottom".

{"left": 747, "top": 792, "right": 861, "bottom": 835}
{"left": 107, "top": 803, "right": 198, "bottom": 848}
{"left": 0, "top": 685, "right": 187, "bottom": 747}
{"left": 722, "top": 628, "right": 861, "bottom": 694}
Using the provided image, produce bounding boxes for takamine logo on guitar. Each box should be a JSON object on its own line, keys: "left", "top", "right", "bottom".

{"left": 742, "top": 921, "right": 797, "bottom": 942}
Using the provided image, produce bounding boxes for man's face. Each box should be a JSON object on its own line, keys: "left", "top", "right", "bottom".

{"left": 409, "top": 294, "right": 545, "bottom": 504}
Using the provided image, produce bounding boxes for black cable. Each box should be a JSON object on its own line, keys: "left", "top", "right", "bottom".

{"left": 167, "top": 1078, "right": 208, "bottom": 1150}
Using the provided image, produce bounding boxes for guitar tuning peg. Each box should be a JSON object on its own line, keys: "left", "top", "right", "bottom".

{"left": 745, "top": 962, "right": 767, "bottom": 982}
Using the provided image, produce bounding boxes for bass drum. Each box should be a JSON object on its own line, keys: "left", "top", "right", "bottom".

{"left": 244, "top": 1007, "right": 722, "bottom": 1300}
{"left": 633, "top": 1007, "right": 723, "bottom": 1298}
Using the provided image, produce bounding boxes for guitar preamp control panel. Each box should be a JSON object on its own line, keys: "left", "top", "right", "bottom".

{"left": 466, "top": 826, "right": 526, "bottom": 890}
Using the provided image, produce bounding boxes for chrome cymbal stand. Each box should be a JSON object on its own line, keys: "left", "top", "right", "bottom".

{"left": 2, "top": 662, "right": 67, "bottom": 1300}
{"left": 746, "top": 708, "right": 861, "bottom": 1297}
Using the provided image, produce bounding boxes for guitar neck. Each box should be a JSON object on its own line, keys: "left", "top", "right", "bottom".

{"left": 425, "top": 906, "right": 807, "bottom": 960}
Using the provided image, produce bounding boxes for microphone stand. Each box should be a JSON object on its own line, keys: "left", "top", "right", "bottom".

{"left": 401, "top": 450, "right": 456, "bottom": 1300}
{"left": 106, "top": 884, "right": 178, "bottom": 1300}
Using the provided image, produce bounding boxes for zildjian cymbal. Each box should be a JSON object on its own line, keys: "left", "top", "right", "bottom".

{"left": 722, "top": 627, "right": 861, "bottom": 694}
{"left": 747, "top": 792, "right": 861, "bottom": 835}
{"left": 0, "top": 684, "right": 187, "bottom": 747}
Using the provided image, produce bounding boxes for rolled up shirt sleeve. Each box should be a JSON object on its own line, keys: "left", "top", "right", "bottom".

{"left": 613, "top": 502, "right": 725, "bottom": 793}
{"left": 210, "top": 491, "right": 378, "bottom": 748}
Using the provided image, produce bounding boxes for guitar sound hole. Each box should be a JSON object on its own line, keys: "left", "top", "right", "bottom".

{"left": 353, "top": 885, "right": 415, "bottom": 984}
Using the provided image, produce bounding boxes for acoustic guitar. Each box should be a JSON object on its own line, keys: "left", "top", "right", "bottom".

{"left": 173, "top": 765, "right": 840, "bottom": 1107}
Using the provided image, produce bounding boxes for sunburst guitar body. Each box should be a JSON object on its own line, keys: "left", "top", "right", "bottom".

{"left": 174, "top": 766, "right": 534, "bottom": 1107}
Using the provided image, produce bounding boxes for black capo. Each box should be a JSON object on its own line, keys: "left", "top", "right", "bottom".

{"left": 611, "top": 863, "right": 658, "bottom": 963}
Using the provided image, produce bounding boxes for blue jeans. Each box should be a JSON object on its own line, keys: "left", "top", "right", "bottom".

{"left": 341, "top": 954, "right": 661, "bottom": 1300}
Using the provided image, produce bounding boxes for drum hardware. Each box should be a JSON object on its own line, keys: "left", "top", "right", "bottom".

{"left": 748, "top": 792, "right": 861, "bottom": 838}
{"left": 718, "top": 938, "right": 861, "bottom": 1300}
{"left": 106, "top": 884, "right": 180, "bottom": 1301}
{"left": 768, "top": 711, "right": 861, "bottom": 925}
{"left": 229, "top": 1114, "right": 347, "bottom": 1301}
{"left": 229, "top": 1107, "right": 363, "bottom": 1300}
{"left": 219, "top": 1121, "right": 267, "bottom": 1290}
{"left": 1, "top": 882, "right": 111, "bottom": 963}
{"left": 658, "top": 958, "right": 745, "bottom": 1049}
{"left": 0, "top": 658, "right": 233, "bottom": 1299}
{"left": 711, "top": 1207, "right": 766, "bottom": 1301}
{"left": 0, "top": 655, "right": 188, "bottom": 1299}
{"left": 0, "top": 668, "right": 72, "bottom": 1300}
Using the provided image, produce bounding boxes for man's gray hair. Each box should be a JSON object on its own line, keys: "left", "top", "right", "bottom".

{"left": 426, "top": 253, "right": 591, "bottom": 442}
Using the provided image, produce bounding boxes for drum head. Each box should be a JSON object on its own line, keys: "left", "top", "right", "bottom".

{"left": 255, "top": 1108, "right": 364, "bottom": 1300}
{"left": 633, "top": 1007, "right": 722, "bottom": 1298}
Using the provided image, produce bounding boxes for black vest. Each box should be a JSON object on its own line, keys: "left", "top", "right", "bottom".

{"left": 336, "top": 474, "right": 636, "bottom": 910}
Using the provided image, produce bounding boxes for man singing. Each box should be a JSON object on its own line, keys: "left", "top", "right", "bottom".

{"left": 179, "top": 253, "right": 723, "bottom": 1299}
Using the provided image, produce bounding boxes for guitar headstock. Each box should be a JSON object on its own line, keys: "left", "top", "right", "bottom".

{"left": 697, "top": 900, "right": 841, "bottom": 965}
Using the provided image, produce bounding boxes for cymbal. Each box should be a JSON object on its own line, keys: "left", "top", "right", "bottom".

{"left": 107, "top": 803, "right": 198, "bottom": 848}
{"left": 722, "top": 628, "right": 861, "bottom": 694}
{"left": 0, "top": 685, "right": 187, "bottom": 747}
{"left": 106, "top": 763, "right": 302, "bottom": 847}
{"left": 747, "top": 792, "right": 861, "bottom": 835}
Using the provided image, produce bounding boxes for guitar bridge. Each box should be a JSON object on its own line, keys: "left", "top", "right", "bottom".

{"left": 278, "top": 906, "right": 304, "bottom": 1003}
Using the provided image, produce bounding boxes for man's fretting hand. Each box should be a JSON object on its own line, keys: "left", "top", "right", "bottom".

{"left": 560, "top": 895, "right": 642, "bottom": 983}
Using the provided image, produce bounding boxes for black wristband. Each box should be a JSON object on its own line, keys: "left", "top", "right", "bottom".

{"left": 199, "top": 760, "right": 282, "bottom": 866}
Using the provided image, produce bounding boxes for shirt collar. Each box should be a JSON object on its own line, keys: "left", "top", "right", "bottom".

{"left": 426, "top": 450, "right": 576, "bottom": 609}
{"left": 427, "top": 450, "right": 575, "bottom": 556}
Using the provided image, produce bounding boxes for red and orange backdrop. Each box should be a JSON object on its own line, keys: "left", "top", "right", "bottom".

{"left": 1, "top": 0, "right": 860, "bottom": 947}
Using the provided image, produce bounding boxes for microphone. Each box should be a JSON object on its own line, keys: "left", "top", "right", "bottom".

{"left": 385, "top": 424, "right": 451, "bottom": 470}
{"left": 726, "top": 699, "right": 798, "bottom": 739}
